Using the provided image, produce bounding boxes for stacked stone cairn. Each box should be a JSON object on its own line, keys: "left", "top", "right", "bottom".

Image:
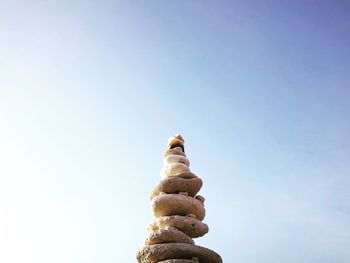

{"left": 136, "top": 134, "right": 222, "bottom": 263}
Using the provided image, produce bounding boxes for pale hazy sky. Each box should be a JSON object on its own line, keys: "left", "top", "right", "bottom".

{"left": 0, "top": 1, "right": 349, "bottom": 262}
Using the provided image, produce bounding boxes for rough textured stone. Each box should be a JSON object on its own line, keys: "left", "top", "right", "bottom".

{"left": 148, "top": 215, "right": 208, "bottom": 238}
{"left": 161, "top": 163, "right": 191, "bottom": 178}
{"left": 150, "top": 177, "right": 202, "bottom": 199}
{"left": 167, "top": 135, "right": 185, "bottom": 149}
{"left": 136, "top": 243, "right": 222, "bottom": 263}
{"left": 145, "top": 227, "right": 194, "bottom": 245}
{"left": 194, "top": 195, "right": 205, "bottom": 204}
{"left": 137, "top": 134, "right": 221, "bottom": 263}
{"left": 152, "top": 194, "right": 205, "bottom": 221}
{"left": 158, "top": 259, "right": 198, "bottom": 263}
{"left": 164, "top": 154, "right": 190, "bottom": 166}
{"left": 163, "top": 147, "right": 186, "bottom": 158}
{"left": 164, "top": 172, "right": 198, "bottom": 179}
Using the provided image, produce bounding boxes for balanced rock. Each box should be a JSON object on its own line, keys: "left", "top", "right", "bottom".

{"left": 137, "top": 243, "right": 222, "bottom": 263}
{"left": 152, "top": 194, "right": 205, "bottom": 221}
{"left": 145, "top": 227, "right": 194, "bottom": 245}
{"left": 158, "top": 259, "right": 198, "bottom": 263}
{"left": 136, "top": 134, "right": 222, "bottom": 263}
{"left": 148, "top": 215, "right": 208, "bottom": 238}
{"left": 150, "top": 177, "right": 202, "bottom": 199}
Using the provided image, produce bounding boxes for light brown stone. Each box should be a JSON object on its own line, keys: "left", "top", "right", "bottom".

{"left": 195, "top": 195, "right": 205, "bottom": 204}
{"left": 174, "top": 134, "right": 185, "bottom": 142}
{"left": 150, "top": 177, "right": 202, "bottom": 199}
{"left": 158, "top": 259, "right": 198, "bottom": 263}
{"left": 136, "top": 243, "right": 222, "bottom": 263}
{"left": 166, "top": 172, "right": 198, "bottom": 179}
{"left": 186, "top": 214, "right": 196, "bottom": 218}
{"left": 168, "top": 136, "right": 185, "bottom": 149}
{"left": 152, "top": 194, "right": 205, "bottom": 221}
{"left": 161, "top": 163, "right": 191, "bottom": 178}
{"left": 164, "top": 147, "right": 186, "bottom": 158}
{"left": 145, "top": 227, "right": 194, "bottom": 245}
{"left": 164, "top": 154, "right": 190, "bottom": 166}
{"left": 137, "top": 134, "right": 222, "bottom": 262}
{"left": 148, "top": 215, "right": 208, "bottom": 238}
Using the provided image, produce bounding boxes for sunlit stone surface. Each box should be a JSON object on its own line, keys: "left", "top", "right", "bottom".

{"left": 136, "top": 134, "right": 222, "bottom": 263}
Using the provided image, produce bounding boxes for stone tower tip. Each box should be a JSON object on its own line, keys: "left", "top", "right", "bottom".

{"left": 175, "top": 134, "right": 185, "bottom": 142}
{"left": 168, "top": 134, "right": 185, "bottom": 149}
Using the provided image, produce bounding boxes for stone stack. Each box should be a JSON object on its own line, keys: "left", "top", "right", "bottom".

{"left": 136, "top": 134, "right": 222, "bottom": 263}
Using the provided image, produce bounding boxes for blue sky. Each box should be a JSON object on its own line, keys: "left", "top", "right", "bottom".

{"left": 0, "top": 1, "right": 349, "bottom": 262}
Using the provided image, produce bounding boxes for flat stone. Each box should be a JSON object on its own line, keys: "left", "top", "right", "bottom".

{"left": 148, "top": 215, "right": 208, "bottom": 238}
{"left": 164, "top": 147, "right": 186, "bottom": 158}
{"left": 168, "top": 136, "right": 185, "bottom": 149}
{"left": 152, "top": 194, "right": 205, "bottom": 221}
{"left": 145, "top": 227, "right": 194, "bottom": 245}
{"left": 136, "top": 243, "right": 222, "bottom": 263}
{"left": 163, "top": 172, "right": 198, "bottom": 179}
{"left": 161, "top": 163, "right": 191, "bottom": 178}
{"left": 158, "top": 259, "right": 198, "bottom": 263}
{"left": 164, "top": 154, "right": 190, "bottom": 166}
{"left": 150, "top": 177, "right": 202, "bottom": 199}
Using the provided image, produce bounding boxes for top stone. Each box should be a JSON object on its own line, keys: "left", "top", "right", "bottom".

{"left": 168, "top": 134, "right": 185, "bottom": 149}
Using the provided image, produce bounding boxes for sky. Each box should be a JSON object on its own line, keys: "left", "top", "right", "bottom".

{"left": 0, "top": 1, "right": 349, "bottom": 262}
